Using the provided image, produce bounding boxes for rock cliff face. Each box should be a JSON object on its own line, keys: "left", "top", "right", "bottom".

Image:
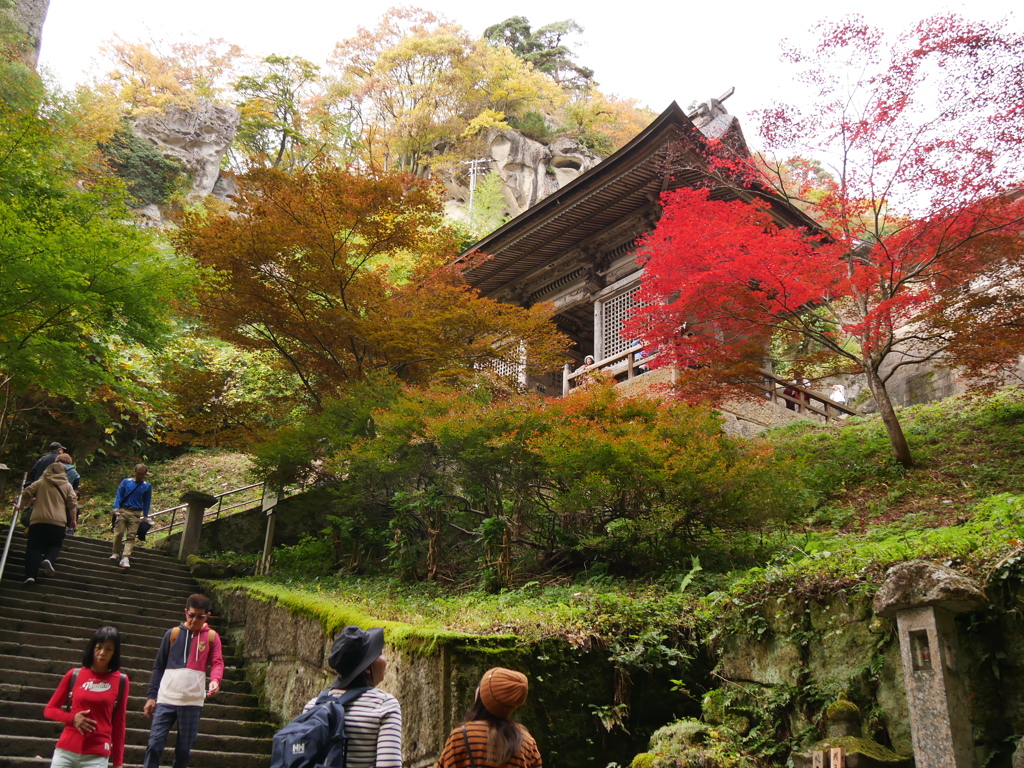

{"left": 11, "top": 0, "right": 49, "bottom": 67}
{"left": 131, "top": 100, "right": 241, "bottom": 200}
{"left": 445, "top": 129, "right": 602, "bottom": 223}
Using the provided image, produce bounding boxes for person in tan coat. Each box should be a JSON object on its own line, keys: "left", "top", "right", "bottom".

{"left": 17, "top": 461, "right": 78, "bottom": 585}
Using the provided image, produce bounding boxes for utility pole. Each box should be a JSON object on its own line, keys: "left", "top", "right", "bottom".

{"left": 462, "top": 158, "right": 490, "bottom": 220}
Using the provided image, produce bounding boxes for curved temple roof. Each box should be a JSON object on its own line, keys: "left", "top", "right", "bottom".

{"left": 457, "top": 101, "right": 821, "bottom": 299}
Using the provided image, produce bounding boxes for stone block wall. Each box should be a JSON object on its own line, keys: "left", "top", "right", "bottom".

{"left": 211, "top": 587, "right": 701, "bottom": 768}
{"left": 712, "top": 584, "right": 1024, "bottom": 767}
{"left": 613, "top": 367, "right": 813, "bottom": 436}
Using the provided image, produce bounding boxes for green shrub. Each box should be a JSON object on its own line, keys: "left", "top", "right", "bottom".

{"left": 100, "top": 122, "right": 186, "bottom": 206}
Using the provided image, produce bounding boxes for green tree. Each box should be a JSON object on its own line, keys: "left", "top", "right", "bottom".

{"left": 484, "top": 16, "right": 595, "bottom": 89}
{"left": 232, "top": 54, "right": 348, "bottom": 170}
{"left": 0, "top": 63, "right": 191, "bottom": 458}
{"left": 254, "top": 381, "right": 795, "bottom": 585}
{"left": 466, "top": 171, "right": 509, "bottom": 238}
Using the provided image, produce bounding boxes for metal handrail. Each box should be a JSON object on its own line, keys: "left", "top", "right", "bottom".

{"left": 149, "top": 482, "right": 267, "bottom": 537}
{"left": 0, "top": 473, "right": 28, "bottom": 585}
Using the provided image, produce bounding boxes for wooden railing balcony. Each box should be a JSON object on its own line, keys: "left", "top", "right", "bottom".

{"left": 563, "top": 345, "right": 652, "bottom": 395}
{"left": 755, "top": 368, "right": 860, "bottom": 422}
{"left": 562, "top": 347, "right": 860, "bottom": 423}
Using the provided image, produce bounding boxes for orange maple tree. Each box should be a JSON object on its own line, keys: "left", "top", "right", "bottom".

{"left": 174, "top": 167, "right": 567, "bottom": 405}
{"left": 625, "top": 15, "right": 1024, "bottom": 467}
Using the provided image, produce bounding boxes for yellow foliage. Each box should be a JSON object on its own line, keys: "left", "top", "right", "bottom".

{"left": 462, "top": 109, "right": 507, "bottom": 138}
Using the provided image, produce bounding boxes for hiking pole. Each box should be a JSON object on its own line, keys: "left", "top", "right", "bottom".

{"left": 0, "top": 472, "right": 28, "bottom": 584}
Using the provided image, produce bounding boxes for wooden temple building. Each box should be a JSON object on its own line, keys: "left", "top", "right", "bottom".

{"left": 458, "top": 97, "right": 858, "bottom": 429}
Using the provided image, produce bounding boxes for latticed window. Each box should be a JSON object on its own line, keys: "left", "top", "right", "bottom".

{"left": 598, "top": 285, "right": 640, "bottom": 360}
{"left": 481, "top": 342, "right": 527, "bottom": 385}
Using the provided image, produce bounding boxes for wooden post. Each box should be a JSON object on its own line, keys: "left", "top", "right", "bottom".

{"left": 258, "top": 484, "right": 282, "bottom": 575}
{"left": 177, "top": 491, "right": 217, "bottom": 562}
{"left": 562, "top": 363, "right": 572, "bottom": 396}
{"left": 830, "top": 748, "right": 846, "bottom": 768}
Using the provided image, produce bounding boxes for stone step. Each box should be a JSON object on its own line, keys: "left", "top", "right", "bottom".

{"left": 0, "top": 655, "right": 251, "bottom": 695}
{"left": 4, "top": 605, "right": 207, "bottom": 640}
{"left": 3, "top": 671, "right": 264, "bottom": 712}
{"left": 2, "top": 549, "right": 199, "bottom": 588}
{"left": 0, "top": 735, "right": 271, "bottom": 768}
{"left": 0, "top": 587, "right": 187, "bottom": 623}
{"left": 0, "top": 683, "right": 267, "bottom": 722}
{"left": 0, "top": 562, "right": 198, "bottom": 601}
{"left": 0, "top": 643, "right": 249, "bottom": 683}
{"left": 0, "top": 668, "right": 261, "bottom": 708}
{"left": 0, "top": 535, "right": 272, "bottom": 764}
{"left": 0, "top": 717, "right": 273, "bottom": 756}
{"left": 0, "top": 700, "right": 276, "bottom": 738}
{"left": 0, "top": 628, "right": 245, "bottom": 667}
{"left": 0, "top": 758, "right": 48, "bottom": 768}
{"left": 8, "top": 532, "right": 183, "bottom": 565}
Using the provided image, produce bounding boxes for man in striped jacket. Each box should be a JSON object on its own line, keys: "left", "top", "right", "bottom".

{"left": 142, "top": 593, "right": 224, "bottom": 768}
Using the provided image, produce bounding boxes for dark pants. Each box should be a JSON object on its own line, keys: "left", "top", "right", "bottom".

{"left": 24, "top": 523, "right": 65, "bottom": 580}
{"left": 145, "top": 703, "right": 203, "bottom": 768}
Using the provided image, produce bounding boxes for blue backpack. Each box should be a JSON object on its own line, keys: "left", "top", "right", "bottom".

{"left": 270, "top": 687, "right": 370, "bottom": 768}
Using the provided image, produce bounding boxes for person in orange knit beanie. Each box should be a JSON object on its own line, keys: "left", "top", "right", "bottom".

{"left": 436, "top": 667, "right": 542, "bottom": 768}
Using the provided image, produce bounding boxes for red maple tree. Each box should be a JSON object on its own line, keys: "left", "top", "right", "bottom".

{"left": 626, "top": 15, "right": 1024, "bottom": 467}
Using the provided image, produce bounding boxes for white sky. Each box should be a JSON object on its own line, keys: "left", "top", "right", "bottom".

{"left": 38, "top": 0, "right": 1021, "bottom": 141}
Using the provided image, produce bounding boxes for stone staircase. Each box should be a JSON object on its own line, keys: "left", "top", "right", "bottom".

{"left": 0, "top": 531, "right": 274, "bottom": 767}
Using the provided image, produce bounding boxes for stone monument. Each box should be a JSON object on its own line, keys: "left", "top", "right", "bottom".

{"left": 792, "top": 694, "right": 911, "bottom": 768}
{"left": 873, "top": 560, "right": 987, "bottom": 768}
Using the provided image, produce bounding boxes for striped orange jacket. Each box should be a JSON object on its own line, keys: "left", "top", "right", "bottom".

{"left": 437, "top": 721, "right": 542, "bottom": 768}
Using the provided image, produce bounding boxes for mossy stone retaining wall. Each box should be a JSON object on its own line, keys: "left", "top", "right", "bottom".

{"left": 211, "top": 585, "right": 702, "bottom": 768}
{"left": 711, "top": 579, "right": 1024, "bottom": 768}
{"left": 160, "top": 492, "right": 332, "bottom": 555}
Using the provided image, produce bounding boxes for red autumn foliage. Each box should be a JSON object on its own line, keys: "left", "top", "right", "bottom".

{"left": 626, "top": 14, "right": 1024, "bottom": 467}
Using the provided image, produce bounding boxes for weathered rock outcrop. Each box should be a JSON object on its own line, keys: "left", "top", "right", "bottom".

{"left": 132, "top": 100, "right": 241, "bottom": 200}
{"left": 10, "top": 0, "right": 49, "bottom": 67}
{"left": 445, "top": 129, "right": 602, "bottom": 223}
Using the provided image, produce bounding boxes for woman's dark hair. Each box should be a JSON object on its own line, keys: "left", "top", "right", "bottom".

{"left": 82, "top": 626, "right": 121, "bottom": 672}
{"left": 464, "top": 691, "right": 525, "bottom": 766}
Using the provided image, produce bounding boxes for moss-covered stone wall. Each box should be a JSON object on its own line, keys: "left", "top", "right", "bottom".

{"left": 160, "top": 491, "right": 333, "bottom": 555}
{"left": 211, "top": 584, "right": 704, "bottom": 768}
{"left": 707, "top": 577, "right": 1024, "bottom": 768}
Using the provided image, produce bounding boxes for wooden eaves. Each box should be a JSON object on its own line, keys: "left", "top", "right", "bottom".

{"left": 456, "top": 101, "right": 823, "bottom": 300}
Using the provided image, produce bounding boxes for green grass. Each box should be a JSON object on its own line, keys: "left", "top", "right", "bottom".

{"left": 70, "top": 450, "right": 254, "bottom": 540}
{"left": 766, "top": 388, "right": 1024, "bottom": 531}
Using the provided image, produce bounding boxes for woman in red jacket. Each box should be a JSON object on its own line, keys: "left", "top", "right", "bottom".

{"left": 44, "top": 626, "right": 129, "bottom": 768}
